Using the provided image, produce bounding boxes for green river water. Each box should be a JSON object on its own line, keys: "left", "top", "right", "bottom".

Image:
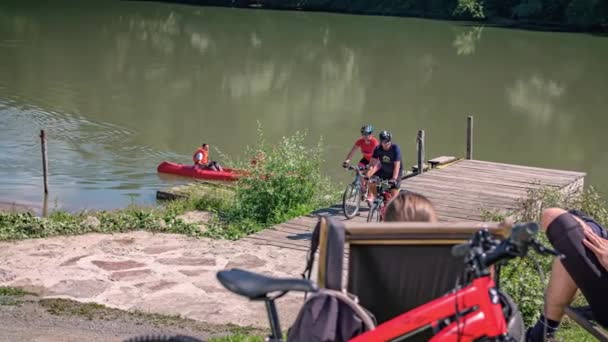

{"left": 1, "top": 1, "right": 607, "bottom": 212}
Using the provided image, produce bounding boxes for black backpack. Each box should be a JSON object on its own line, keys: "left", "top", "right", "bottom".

{"left": 287, "top": 217, "right": 376, "bottom": 342}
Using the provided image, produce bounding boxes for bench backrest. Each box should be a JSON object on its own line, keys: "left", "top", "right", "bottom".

{"left": 316, "top": 218, "right": 508, "bottom": 324}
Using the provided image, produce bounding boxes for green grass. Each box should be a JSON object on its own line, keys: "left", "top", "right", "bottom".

{"left": 558, "top": 322, "right": 597, "bottom": 341}
{"left": 39, "top": 298, "right": 264, "bottom": 336}
{"left": 0, "top": 286, "right": 36, "bottom": 306}
{"left": 0, "top": 287, "right": 35, "bottom": 297}
{"left": 208, "top": 334, "right": 264, "bottom": 342}
{"left": 0, "top": 206, "right": 204, "bottom": 242}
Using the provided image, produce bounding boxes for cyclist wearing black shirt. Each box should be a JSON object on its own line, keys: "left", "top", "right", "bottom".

{"left": 366, "top": 130, "right": 402, "bottom": 203}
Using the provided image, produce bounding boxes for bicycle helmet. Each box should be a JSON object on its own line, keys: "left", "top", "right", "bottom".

{"left": 379, "top": 130, "right": 392, "bottom": 142}
{"left": 360, "top": 125, "right": 374, "bottom": 136}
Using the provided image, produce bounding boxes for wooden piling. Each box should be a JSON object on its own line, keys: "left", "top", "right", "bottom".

{"left": 40, "top": 130, "right": 48, "bottom": 194}
{"left": 417, "top": 130, "right": 425, "bottom": 175}
{"left": 466, "top": 116, "right": 473, "bottom": 160}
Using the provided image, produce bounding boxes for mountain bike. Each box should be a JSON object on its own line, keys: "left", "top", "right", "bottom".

{"left": 366, "top": 177, "right": 394, "bottom": 222}
{"left": 216, "top": 221, "right": 560, "bottom": 342}
{"left": 342, "top": 164, "right": 368, "bottom": 219}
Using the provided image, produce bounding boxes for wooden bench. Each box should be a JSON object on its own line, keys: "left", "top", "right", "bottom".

{"left": 410, "top": 156, "right": 459, "bottom": 173}
{"left": 340, "top": 220, "right": 509, "bottom": 323}
{"left": 565, "top": 306, "right": 608, "bottom": 341}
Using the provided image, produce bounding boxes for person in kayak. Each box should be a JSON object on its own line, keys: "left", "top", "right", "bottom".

{"left": 193, "top": 143, "right": 223, "bottom": 172}
{"left": 342, "top": 124, "right": 379, "bottom": 170}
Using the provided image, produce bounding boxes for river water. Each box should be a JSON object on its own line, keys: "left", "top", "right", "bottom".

{"left": 1, "top": 1, "right": 607, "bottom": 212}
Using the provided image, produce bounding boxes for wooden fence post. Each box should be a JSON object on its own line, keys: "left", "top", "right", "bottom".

{"left": 40, "top": 130, "right": 48, "bottom": 194}
{"left": 466, "top": 116, "right": 473, "bottom": 160}
{"left": 417, "top": 130, "right": 425, "bottom": 175}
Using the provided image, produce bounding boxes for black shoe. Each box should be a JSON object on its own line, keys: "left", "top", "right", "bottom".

{"left": 526, "top": 327, "right": 559, "bottom": 342}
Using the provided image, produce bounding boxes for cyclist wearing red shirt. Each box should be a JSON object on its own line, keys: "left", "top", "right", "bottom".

{"left": 342, "top": 125, "right": 379, "bottom": 169}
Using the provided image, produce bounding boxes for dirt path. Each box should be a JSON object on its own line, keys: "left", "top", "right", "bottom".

{"left": 0, "top": 294, "right": 263, "bottom": 341}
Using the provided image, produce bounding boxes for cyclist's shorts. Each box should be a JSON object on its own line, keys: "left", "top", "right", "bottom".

{"left": 547, "top": 211, "right": 608, "bottom": 327}
{"left": 373, "top": 169, "right": 401, "bottom": 190}
{"left": 357, "top": 158, "right": 370, "bottom": 168}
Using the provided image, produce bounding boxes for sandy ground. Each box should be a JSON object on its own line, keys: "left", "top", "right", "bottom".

{"left": 0, "top": 294, "right": 248, "bottom": 342}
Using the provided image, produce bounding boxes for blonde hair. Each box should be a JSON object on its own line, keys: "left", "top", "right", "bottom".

{"left": 384, "top": 191, "right": 438, "bottom": 222}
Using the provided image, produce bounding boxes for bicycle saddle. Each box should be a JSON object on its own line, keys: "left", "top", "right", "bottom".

{"left": 217, "top": 268, "right": 318, "bottom": 300}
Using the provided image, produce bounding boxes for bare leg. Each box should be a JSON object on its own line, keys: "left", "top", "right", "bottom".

{"left": 541, "top": 208, "right": 578, "bottom": 321}
{"left": 368, "top": 183, "right": 377, "bottom": 203}
{"left": 544, "top": 258, "right": 578, "bottom": 321}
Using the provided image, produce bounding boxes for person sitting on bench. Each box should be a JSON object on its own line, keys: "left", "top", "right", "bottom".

{"left": 526, "top": 208, "right": 608, "bottom": 342}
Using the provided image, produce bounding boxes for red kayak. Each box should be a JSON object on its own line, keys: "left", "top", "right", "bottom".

{"left": 157, "top": 161, "right": 245, "bottom": 181}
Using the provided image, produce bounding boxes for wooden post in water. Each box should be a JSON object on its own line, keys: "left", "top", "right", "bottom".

{"left": 40, "top": 130, "right": 48, "bottom": 194}
{"left": 417, "top": 130, "right": 425, "bottom": 175}
{"left": 466, "top": 116, "right": 474, "bottom": 160}
{"left": 42, "top": 195, "right": 49, "bottom": 217}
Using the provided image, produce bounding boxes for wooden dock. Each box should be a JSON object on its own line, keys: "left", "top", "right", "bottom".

{"left": 242, "top": 159, "right": 586, "bottom": 251}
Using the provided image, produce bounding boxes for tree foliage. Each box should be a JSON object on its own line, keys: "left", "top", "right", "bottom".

{"left": 453, "top": 0, "right": 608, "bottom": 29}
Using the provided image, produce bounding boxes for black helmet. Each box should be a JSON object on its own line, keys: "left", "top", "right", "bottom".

{"left": 360, "top": 125, "right": 374, "bottom": 135}
{"left": 379, "top": 130, "right": 392, "bottom": 142}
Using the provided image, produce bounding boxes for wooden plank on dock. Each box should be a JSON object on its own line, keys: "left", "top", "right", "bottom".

{"left": 243, "top": 159, "right": 585, "bottom": 252}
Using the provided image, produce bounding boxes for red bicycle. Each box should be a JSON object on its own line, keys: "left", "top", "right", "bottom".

{"left": 366, "top": 177, "right": 394, "bottom": 222}
{"left": 217, "top": 222, "right": 559, "bottom": 342}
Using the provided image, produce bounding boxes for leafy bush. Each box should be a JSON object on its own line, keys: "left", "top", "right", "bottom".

{"left": 453, "top": 0, "right": 486, "bottom": 18}
{"left": 202, "top": 128, "right": 339, "bottom": 239}
{"left": 512, "top": 0, "right": 544, "bottom": 19}
{"left": 565, "top": 0, "right": 602, "bottom": 27}
{"left": 0, "top": 208, "right": 201, "bottom": 241}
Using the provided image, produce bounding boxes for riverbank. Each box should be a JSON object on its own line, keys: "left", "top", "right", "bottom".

{"left": 0, "top": 201, "right": 35, "bottom": 214}
{"left": 152, "top": 0, "right": 608, "bottom": 33}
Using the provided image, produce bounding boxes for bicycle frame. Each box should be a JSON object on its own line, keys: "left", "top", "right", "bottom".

{"left": 350, "top": 275, "right": 507, "bottom": 342}
{"left": 354, "top": 167, "right": 368, "bottom": 190}
{"left": 343, "top": 165, "right": 370, "bottom": 219}
{"left": 368, "top": 180, "right": 393, "bottom": 222}
{"left": 218, "top": 224, "right": 553, "bottom": 342}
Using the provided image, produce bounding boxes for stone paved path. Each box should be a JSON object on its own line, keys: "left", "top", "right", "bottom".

{"left": 0, "top": 230, "right": 311, "bottom": 329}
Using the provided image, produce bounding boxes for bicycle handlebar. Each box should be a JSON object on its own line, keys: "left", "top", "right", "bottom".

{"left": 344, "top": 164, "right": 366, "bottom": 172}
{"left": 365, "top": 176, "right": 395, "bottom": 186}
{"left": 451, "top": 222, "right": 561, "bottom": 277}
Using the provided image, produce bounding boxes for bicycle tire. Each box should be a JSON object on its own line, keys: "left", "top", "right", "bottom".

{"left": 342, "top": 183, "right": 361, "bottom": 219}
{"left": 123, "top": 335, "right": 203, "bottom": 342}
{"left": 367, "top": 204, "right": 380, "bottom": 222}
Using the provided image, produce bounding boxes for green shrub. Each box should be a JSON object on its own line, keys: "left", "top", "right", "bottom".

{"left": 202, "top": 128, "right": 339, "bottom": 239}
{"left": 453, "top": 0, "right": 486, "bottom": 18}
{"left": 512, "top": 0, "right": 544, "bottom": 19}
{"left": 0, "top": 207, "right": 202, "bottom": 241}
{"left": 566, "top": 0, "right": 602, "bottom": 27}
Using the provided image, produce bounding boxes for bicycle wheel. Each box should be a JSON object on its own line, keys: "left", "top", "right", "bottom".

{"left": 367, "top": 203, "right": 380, "bottom": 222}
{"left": 342, "top": 183, "right": 361, "bottom": 219}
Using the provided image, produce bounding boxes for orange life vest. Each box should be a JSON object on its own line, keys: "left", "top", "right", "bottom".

{"left": 193, "top": 148, "right": 209, "bottom": 165}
